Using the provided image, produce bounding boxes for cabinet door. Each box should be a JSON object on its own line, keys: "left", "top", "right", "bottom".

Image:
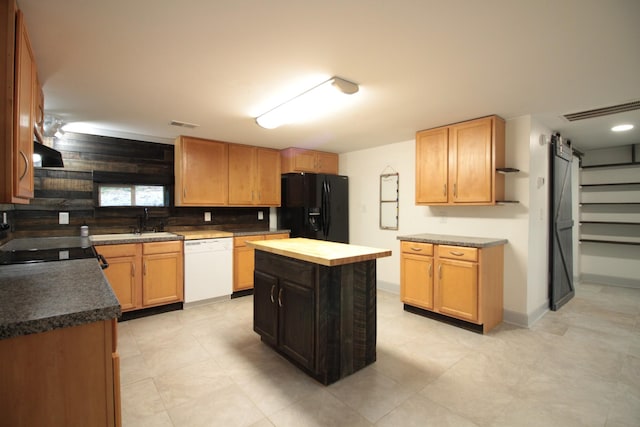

{"left": 400, "top": 253, "right": 434, "bottom": 310}
{"left": 291, "top": 149, "right": 317, "bottom": 172}
{"left": 255, "top": 148, "right": 281, "bottom": 205}
{"left": 233, "top": 235, "right": 264, "bottom": 291}
{"left": 449, "top": 118, "right": 493, "bottom": 203}
{"left": 176, "top": 137, "right": 228, "bottom": 206}
{"left": 278, "top": 279, "right": 315, "bottom": 370}
{"left": 13, "top": 10, "right": 35, "bottom": 201}
{"left": 102, "top": 256, "right": 139, "bottom": 311}
{"left": 416, "top": 127, "right": 448, "bottom": 204}
{"left": 436, "top": 259, "right": 478, "bottom": 322}
{"left": 253, "top": 270, "right": 278, "bottom": 346}
{"left": 315, "top": 151, "right": 339, "bottom": 174}
{"left": 142, "top": 252, "right": 183, "bottom": 306}
{"left": 228, "top": 144, "right": 254, "bottom": 205}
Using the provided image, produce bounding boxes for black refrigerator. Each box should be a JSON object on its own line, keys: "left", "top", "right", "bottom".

{"left": 278, "top": 173, "right": 349, "bottom": 243}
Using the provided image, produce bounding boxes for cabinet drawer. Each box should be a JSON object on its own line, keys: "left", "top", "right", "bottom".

{"left": 143, "top": 240, "right": 182, "bottom": 255}
{"left": 234, "top": 235, "right": 265, "bottom": 247}
{"left": 437, "top": 245, "right": 478, "bottom": 262}
{"left": 95, "top": 243, "right": 138, "bottom": 257}
{"left": 401, "top": 241, "right": 433, "bottom": 256}
{"left": 255, "top": 252, "right": 315, "bottom": 288}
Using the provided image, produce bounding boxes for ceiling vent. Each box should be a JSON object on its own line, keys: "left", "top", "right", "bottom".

{"left": 169, "top": 120, "right": 199, "bottom": 129}
{"left": 563, "top": 100, "right": 640, "bottom": 122}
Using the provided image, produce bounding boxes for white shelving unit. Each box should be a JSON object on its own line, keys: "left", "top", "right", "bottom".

{"left": 578, "top": 145, "right": 640, "bottom": 288}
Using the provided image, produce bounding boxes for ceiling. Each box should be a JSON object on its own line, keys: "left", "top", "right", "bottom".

{"left": 18, "top": 0, "right": 640, "bottom": 153}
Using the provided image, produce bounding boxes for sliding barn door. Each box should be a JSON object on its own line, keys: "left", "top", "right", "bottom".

{"left": 549, "top": 134, "right": 575, "bottom": 310}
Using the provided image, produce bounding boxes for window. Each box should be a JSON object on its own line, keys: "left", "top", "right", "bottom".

{"left": 98, "top": 184, "right": 168, "bottom": 207}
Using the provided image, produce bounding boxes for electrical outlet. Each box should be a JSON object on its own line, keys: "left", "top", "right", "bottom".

{"left": 59, "top": 212, "right": 69, "bottom": 225}
{"left": 204, "top": 212, "right": 211, "bottom": 222}
{"left": 258, "top": 211, "right": 264, "bottom": 220}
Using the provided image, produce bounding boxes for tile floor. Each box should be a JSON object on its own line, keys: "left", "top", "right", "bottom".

{"left": 119, "top": 282, "right": 640, "bottom": 427}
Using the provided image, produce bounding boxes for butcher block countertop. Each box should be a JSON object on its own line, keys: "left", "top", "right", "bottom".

{"left": 397, "top": 233, "right": 507, "bottom": 248}
{"left": 247, "top": 238, "right": 392, "bottom": 267}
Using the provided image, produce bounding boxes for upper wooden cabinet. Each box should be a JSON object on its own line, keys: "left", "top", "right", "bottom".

{"left": 281, "top": 147, "right": 339, "bottom": 174}
{"left": 1, "top": 5, "right": 36, "bottom": 204}
{"left": 228, "top": 144, "right": 281, "bottom": 206}
{"left": 174, "top": 136, "right": 228, "bottom": 206}
{"left": 415, "top": 115, "right": 505, "bottom": 205}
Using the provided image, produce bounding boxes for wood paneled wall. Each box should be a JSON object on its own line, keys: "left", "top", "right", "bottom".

{"left": 8, "top": 132, "right": 266, "bottom": 238}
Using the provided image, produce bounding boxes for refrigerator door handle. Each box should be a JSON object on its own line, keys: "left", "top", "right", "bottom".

{"left": 323, "top": 179, "right": 331, "bottom": 240}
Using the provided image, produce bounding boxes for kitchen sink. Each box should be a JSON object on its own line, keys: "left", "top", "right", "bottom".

{"left": 90, "top": 232, "right": 180, "bottom": 242}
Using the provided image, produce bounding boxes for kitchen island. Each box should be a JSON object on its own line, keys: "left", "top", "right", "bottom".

{"left": 248, "top": 238, "right": 391, "bottom": 385}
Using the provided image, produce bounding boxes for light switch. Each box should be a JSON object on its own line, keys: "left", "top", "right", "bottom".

{"left": 59, "top": 212, "right": 69, "bottom": 225}
{"left": 204, "top": 212, "right": 211, "bottom": 222}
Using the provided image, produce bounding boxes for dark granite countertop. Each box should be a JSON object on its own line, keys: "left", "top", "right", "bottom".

{"left": 0, "top": 259, "right": 121, "bottom": 340}
{"left": 397, "top": 233, "right": 507, "bottom": 248}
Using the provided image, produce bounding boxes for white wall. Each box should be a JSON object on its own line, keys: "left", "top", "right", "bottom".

{"left": 340, "top": 116, "right": 547, "bottom": 326}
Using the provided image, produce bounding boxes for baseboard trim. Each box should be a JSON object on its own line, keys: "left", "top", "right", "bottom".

{"left": 580, "top": 274, "right": 640, "bottom": 289}
{"left": 377, "top": 280, "right": 399, "bottom": 295}
{"left": 503, "top": 300, "right": 548, "bottom": 329}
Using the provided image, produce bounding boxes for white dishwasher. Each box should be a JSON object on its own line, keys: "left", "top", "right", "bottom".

{"left": 183, "top": 237, "right": 233, "bottom": 303}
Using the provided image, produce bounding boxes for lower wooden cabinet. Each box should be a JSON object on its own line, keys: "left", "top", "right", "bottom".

{"left": 0, "top": 319, "right": 121, "bottom": 426}
{"left": 400, "top": 241, "right": 504, "bottom": 333}
{"left": 400, "top": 241, "right": 434, "bottom": 310}
{"left": 233, "top": 232, "right": 289, "bottom": 292}
{"left": 96, "top": 241, "right": 183, "bottom": 312}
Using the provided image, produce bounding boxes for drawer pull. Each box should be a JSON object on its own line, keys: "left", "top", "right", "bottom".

{"left": 443, "top": 184, "right": 447, "bottom": 196}
{"left": 429, "top": 263, "right": 432, "bottom": 277}
{"left": 278, "top": 289, "right": 283, "bottom": 307}
{"left": 270, "top": 285, "right": 275, "bottom": 303}
{"left": 411, "top": 247, "right": 422, "bottom": 252}
{"left": 438, "top": 264, "right": 442, "bottom": 279}
{"left": 449, "top": 251, "right": 465, "bottom": 256}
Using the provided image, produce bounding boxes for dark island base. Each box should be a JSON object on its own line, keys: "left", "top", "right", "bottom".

{"left": 253, "top": 251, "right": 377, "bottom": 385}
{"left": 403, "top": 304, "right": 484, "bottom": 334}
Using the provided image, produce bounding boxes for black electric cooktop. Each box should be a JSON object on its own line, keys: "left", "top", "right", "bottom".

{"left": 0, "top": 246, "right": 97, "bottom": 265}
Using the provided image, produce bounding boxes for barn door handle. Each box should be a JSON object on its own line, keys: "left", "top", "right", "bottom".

{"left": 270, "top": 285, "right": 275, "bottom": 303}
{"left": 277, "top": 289, "right": 283, "bottom": 307}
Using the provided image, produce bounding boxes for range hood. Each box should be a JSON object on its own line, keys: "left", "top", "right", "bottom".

{"left": 33, "top": 141, "right": 64, "bottom": 167}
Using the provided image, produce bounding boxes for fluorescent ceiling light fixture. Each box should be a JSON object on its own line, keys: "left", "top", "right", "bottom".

{"left": 255, "top": 76, "right": 359, "bottom": 129}
{"left": 611, "top": 124, "right": 634, "bottom": 132}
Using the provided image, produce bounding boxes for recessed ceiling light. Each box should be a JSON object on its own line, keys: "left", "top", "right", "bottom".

{"left": 611, "top": 124, "right": 634, "bottom": 132}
